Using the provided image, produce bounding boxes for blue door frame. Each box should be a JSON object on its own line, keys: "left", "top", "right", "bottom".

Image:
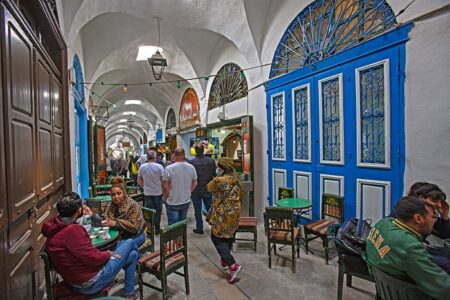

{"left": 73, "top": 54, "right": 89, "bottom": 199}
{"left": 266, "top": 24, "right": 411, "bottom": 222}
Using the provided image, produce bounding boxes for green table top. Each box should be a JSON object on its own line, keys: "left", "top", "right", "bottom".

{"left": 91, "top": 228, "right": 119, "bottom": 248}
{"left": 95, "top": 184, "right": 112, "bottom": 189}
{"left": 85, "top": 195, "right": 112, "bottom": 201}
{"left": 276, "top": 197, "right": 312, "bottom": 209}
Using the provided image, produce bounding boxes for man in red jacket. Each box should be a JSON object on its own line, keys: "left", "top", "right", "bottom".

{"left": 42, "top": 192, "right": 139, "bottom": 299}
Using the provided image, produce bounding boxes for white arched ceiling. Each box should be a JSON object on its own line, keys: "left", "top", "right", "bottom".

{"left": 106, "top": 130, "right": 140, "bottom": 146}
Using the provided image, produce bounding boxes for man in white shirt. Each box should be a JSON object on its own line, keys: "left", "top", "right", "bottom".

{"left": 137, "top": 151, "right": 165, "bottom": 233}
{"left": 163, "top": 147, "right": 197, "bottom": 225}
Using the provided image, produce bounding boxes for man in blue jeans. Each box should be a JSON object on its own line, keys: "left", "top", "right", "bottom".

{"left": 163, "top": 147, "right": 197, "bottom": 225}
{"left": 138, "top": 150, "right": 165, "bottom": 234}
{"left": 42, "top": 192, "right": 139, "bottom": 300}
{"left": 189, "top": 143, "right": 216, "bottom": 234}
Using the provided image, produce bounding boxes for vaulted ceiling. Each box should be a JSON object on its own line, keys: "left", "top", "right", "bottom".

{"left": 56, "top": 0, "right": 417, "bottom": 146}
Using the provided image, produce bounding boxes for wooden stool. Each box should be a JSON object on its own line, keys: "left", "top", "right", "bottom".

{"left": 234, "top": 217, "right": 257, "bottom": 251}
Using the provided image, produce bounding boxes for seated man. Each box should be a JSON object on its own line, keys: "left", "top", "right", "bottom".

{"left": 366, "top": 196, "right": 450, "bottom": 299}
{"left": 42, "top": 192, "right": 139, "bottom": 300}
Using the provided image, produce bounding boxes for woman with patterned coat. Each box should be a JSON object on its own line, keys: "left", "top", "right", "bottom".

{"left": 207, "top": 157, "right": 243, "bottom": 283}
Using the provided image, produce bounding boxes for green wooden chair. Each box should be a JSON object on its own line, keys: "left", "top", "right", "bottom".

{"left": 131, "top": 193, "right": 145, "bottom": 205}
{"left": 138, "top": 220, "right": 189, "bottom": 300}
{"left": 304, "top": 193, "right": 344, "bottom": 264}
{"left": 234, "top": 217, "right": 258, "bottom": 252}
{"left": 86, "top": 199, "right": 103, "bottom": 215}
{"left": 139, "top": 207, "right": 156, "bottom": 254}
{"left": 264, "top": 206, "right": 300, "bottom": 273}
{"left": 328, "top": 224, "right": 374, "bottom": 300}
{"left": 40, "top": 249, "right": 112, "bottom": 300}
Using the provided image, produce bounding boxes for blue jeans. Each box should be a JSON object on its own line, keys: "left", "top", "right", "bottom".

{"left": 116, "top": 231, "right": 146, "bottom": 249}
{"left": 191, "top": 192, "right": 212, "bottom": 231}
{"left": 73, "top": 239, "right": 139, "bottom": 296}
{"left": 165, "top": 202, "right": 190, "bottom": 225}
{"left": 144, "top": 195, "right": 163, "bottom": 232}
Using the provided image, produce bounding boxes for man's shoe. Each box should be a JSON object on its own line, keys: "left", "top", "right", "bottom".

{"left": 220, "top": 259, "right": 229, "bottom": 270}
{"left": 193, "top": 229, "right": 204, "bottom": 234}
{"left": 227, "top": 263, "right": 242, "bottom": 283}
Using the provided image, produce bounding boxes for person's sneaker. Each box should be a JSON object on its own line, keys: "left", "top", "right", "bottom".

{"left": 220, "top": 259, "right": 229, "bottom": 270}
{"left": 193, "top": 228, "right": 204, "bottom": 234}
{"left": 227, "top": 263, "right": 242, "bottom": 283}
{"left": 126, "top": 290, "right": 140, "bottom": 300}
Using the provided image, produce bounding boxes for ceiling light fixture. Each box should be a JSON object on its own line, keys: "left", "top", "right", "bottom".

{"left": 124, "top": 100, "right": 142, "bottom": 105}
{"left": 127, "top": 115, "right": 135, "bottom": 129}
{"left": 123, "top": 111, "right": 136, "bottom": 116}
{"left": 119, "top": 119, "right": 128, "bottom": 123}
{"left": 123, "top": 84, "right": 128, "bottom": 93}
{"left": 148, "top": 17, "right": 167, "bottom": 81}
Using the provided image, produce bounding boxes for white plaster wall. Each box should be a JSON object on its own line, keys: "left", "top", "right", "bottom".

{"left": 404, "top": 9, "right": 450, "bottom": 196}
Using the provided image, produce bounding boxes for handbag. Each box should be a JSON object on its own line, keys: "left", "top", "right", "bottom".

{"left": 206, "top": 184, "right": 236, "bottom": 224}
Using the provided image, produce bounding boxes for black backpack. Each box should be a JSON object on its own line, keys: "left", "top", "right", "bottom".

{"left": 336, "top": 218, "right": 372, "bottom": 255}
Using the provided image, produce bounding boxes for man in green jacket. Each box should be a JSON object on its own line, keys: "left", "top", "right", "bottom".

{"left": 366, "top": 196, "right": 450, "bottom": 299}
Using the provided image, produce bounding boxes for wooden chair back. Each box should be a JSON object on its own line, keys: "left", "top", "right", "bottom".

{"left": 278, "top": 187, "right": 294, "bottom": 200}
{"left": 85, "top": 199, "right": 103, "bottom": 215}
{"left": 141, "top": 207, "right": 155, "bottom": 252}
{"left": 322, "top": 193, "right": 344, "bottom": 222}
{"left": 265, "top": 207, "right": 294, "bottom": 241}
{"left": 40, "top": 250, "right": 57, "bottom": 300}
{"left": 160, "top": 220, "right": 188, "bottom": 267}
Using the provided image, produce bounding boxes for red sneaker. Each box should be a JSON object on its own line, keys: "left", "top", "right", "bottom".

{"left": 220, "top": 259, "right": 228, "bottom": 270}
{"left": 227, "top": 263, "right": 242, "bottom": 283}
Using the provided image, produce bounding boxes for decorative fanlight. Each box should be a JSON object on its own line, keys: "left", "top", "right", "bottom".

{"left": 148, "top": 17, "right": 167, "bottom": 81}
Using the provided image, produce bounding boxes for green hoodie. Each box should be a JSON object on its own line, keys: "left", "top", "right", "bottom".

{"left": 366, "top": 217, "right": 450, "bottom": 300}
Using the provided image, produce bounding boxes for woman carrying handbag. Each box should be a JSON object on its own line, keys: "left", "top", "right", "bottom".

{"left": 206, "top": 157, "right": 243, "bottom": 284}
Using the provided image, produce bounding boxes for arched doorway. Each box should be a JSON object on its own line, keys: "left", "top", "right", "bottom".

{"left": 267, "top": 0, "right": 409, "bottom": 222}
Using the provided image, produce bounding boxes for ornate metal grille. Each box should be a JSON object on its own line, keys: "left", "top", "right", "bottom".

{"left": 294, "top": 87, "right": 309, "bottom": 160}
{"left": 359, "top": 64, "right": 385, "bottom": 164}
{"left": 270, "top": 0, "right": 396, "bottom": 78}
{"left": 166, "top": 109, "right": 176, "bottom": 130}
{"left": 272, "top": 94, "right": 285, "bottom": 159}
{"left": 208, "top": 63, "right": 248, "bottom": 110}
{"left": 321, "top": 77, "right": 341, "bottom": 161}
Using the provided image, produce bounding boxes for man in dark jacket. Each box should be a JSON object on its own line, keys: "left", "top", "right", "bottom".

{"left": 42, "top": 192, "right": 139, "bottom": 299}
{"left": 189, "top": 143, "right": 216, "bottom": 234}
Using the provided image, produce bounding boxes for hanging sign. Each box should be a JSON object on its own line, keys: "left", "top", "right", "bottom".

{"left": 156, "top": 128, "right": 163, "bottom": 143}
{"left": 179, "top": 88, "right": 200, "bottom": 129}
{"left": 95, "top": 125, "right": 106, "bottom": 183}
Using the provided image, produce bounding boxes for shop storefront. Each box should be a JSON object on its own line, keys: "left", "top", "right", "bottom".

{"left": 178, "top": 88, "right": 201, "bottom": 160}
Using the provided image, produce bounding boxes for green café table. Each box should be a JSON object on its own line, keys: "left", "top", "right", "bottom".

{"left": 275, "top": 197, "right": 312, "bottom": 225}
{"left": 91, "top": 228, "right": 120, "bottom": 250}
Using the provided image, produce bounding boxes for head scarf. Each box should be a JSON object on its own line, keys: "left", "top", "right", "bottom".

{"left": 217, "top": 157, "right": 242, "bottom": 186}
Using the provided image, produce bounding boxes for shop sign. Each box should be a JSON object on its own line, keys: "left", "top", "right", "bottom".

{"left": 179, "top": 88, "right": 200, "bottom": 129}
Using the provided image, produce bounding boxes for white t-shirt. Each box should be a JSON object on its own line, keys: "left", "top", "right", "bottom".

{"left": 164, "top": 162, "right": 197, "bottom": 205}
{"left": 137, "top": 155, "right": 147, "bottom": 166}
{"left": 138, "top": 162, "right": 165, "bottom": 196}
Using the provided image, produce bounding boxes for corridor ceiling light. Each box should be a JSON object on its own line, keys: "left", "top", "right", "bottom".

{"left": 123, "top": 84, "right": 128, "bottom": 93}
{"left": 136, "top": 46, "right": 163, "bottom": 61}
{"left": 123, "top": 111, "right": 136, "bottom": 116}
{"left": 119, "top": 119, "right": 128, "bottom": 122}
{"left": 148, "top": 17, "right": 167, "bottom": 81}
{"left": 118, "top": 125, "right": 127, "bottom": 128}
{"left": 124, "top": 100, "right": 142, "bottom": 105}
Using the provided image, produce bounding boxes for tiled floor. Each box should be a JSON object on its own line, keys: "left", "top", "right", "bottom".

{"left": 110, "top": 206, "right": 376, "bottom": 299}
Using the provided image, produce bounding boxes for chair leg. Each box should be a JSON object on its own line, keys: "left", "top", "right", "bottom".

{"left": 184, "top": 264, "right": 190, "bottom": 295}
{"left": 292, "top": 241, "right": 296, "bottom": 273}
{"left": 296, "top": 236, "right": 300, "bottom": 258}
{"left": 268, "top": 242, "right": 272, "bottom": 268}
{"left": 323, "top": 236, "right": 329, "bottom": 264}
{"left": 346, "top": 274, "right": 352, "bottom": 287}
{"left": 273, "top": 243, "right": 277, "bottom": 255}
{"left": 161, "top": 274, "right": 168, "bottom": 300}
{"left": 253, "top": 230, "right": 257, "bottom": 252}
{"left": 337, "top": 263, "right": 344, "bottom": 300}
{"left": 138, "top": 265, "right": 144, "bottom": 300}
{"left": 304, "top": 232, "right": 309, "bottom": 254}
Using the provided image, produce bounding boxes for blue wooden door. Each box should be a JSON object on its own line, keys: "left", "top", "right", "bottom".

{"left": 267, "top": 26, "right": 409, "bottom": 222}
